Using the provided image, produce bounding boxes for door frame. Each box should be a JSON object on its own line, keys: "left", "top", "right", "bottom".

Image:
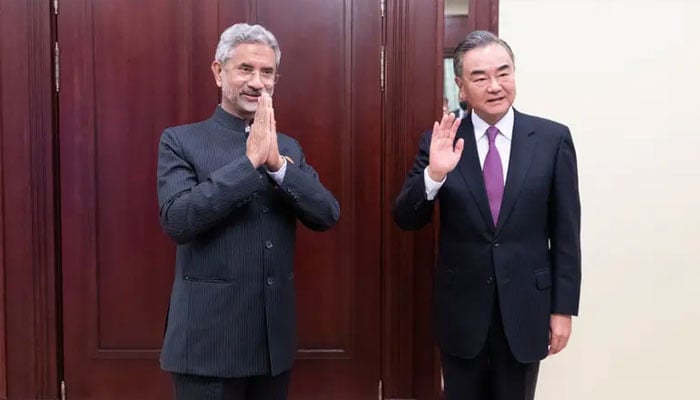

{"left": 0, "top": 0, "right": 498, "bottom": 398}
{"left": 0, "top": 0, "right": 59, "bottom": 399}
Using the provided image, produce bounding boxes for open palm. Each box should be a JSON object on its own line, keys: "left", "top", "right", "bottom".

{"left": 428, "top": 113, "right": 463, "bottom": 181}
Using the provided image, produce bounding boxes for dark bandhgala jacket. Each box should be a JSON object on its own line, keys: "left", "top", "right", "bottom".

{"left": 158, "top": 106, "right": 339, "bottom": 377}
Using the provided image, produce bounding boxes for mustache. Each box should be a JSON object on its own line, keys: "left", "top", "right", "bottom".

{"left": 244, "top": 87, "right": 272, "bottom": 96}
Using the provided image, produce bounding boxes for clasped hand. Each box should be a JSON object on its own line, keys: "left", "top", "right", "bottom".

{"left": 246, "top": 93, "right": 283, "bottom": 171}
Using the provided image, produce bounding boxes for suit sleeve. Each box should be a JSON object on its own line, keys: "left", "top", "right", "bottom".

{"left": 392, "top": 131, "right": 436, "bottom": 230}
{"left": 277, "top": 140, "right": 340, "bottom": 231}
{"left": 549, "top": 128, "right": 582, "bottom": 315}
{"left": 157, "top": 128, "right": 265, "bottom": 244}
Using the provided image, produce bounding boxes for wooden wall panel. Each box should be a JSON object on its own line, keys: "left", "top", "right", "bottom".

{"left": 383, "top": 0, "right": 444, "bottom": 398}
{"left": 0, "top": 0, "right": 58, "bottom": 399}
{"left": 58, "top": 1, "right": 220, "bottom": 397}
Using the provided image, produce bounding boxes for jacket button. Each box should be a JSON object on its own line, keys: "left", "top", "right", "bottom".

{"left": 487, "top": 276, "right": 495, "bottom": 284}
{"left": 266, "top": 277, "right": 274, "bottom": 286}
{"left": 493, "top": 241, "right": 500, "bottom": 247}
{"left": 265, "top": 240, "right": 273, "bottom": 249}
{"left": 262, "top": 207, "right": 270, "bottom": 213}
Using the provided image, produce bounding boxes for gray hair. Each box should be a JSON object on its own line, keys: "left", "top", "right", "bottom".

{"left": 215, "top": 23, "right": 281, "bottom": 67}
{"left": 453, "top": 30, "right": 514, "bottom": 78}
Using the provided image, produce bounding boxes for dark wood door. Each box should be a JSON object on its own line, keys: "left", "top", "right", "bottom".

{"left": 58, "top": 1, "right": 381, "bottom": 399}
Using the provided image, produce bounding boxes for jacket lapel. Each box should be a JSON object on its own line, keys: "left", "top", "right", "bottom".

{"left": 455, "top": 116, "right": 494, "bottom": 229}
{"left": 496, "top": 110, "right": 536, "bottom": 233}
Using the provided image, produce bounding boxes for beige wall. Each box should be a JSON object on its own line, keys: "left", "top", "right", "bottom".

{"left": 499, "top": 0, "right": 700, "bottom": 398}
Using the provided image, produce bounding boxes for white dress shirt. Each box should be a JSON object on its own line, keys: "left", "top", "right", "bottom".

{"left": 424, "top": 107, "right": 514, "bottom": 200}
{"left": 266, "top": 158, "right": 287, "bottom": 184}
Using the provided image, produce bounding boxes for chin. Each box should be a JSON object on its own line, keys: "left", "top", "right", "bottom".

{"left": 239, "top": 104, "right": 258, "bottom": 113}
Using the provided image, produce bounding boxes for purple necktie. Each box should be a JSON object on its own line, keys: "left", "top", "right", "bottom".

{"left": 483, "top": 126, "right": 504, "bottom": 225}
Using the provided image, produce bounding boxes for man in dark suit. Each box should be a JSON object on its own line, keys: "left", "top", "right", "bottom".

{"left": 394, "top": 31, "right": 581, "bottom": 400}
{"left": 157, "top": 23, "right": 340, "bottom": 399}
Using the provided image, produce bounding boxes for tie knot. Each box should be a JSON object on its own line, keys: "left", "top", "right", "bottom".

{"left": 486, "top": 126, "right": 499, "bottom": 143}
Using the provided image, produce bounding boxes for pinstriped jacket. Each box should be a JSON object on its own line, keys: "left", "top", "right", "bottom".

{"left": 157, "top": 106, "right": 340, "bottom": 377}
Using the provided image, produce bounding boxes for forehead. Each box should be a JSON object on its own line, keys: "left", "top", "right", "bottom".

{"left": 461, "top": 43, "right": 513, "bottom": 72}
{"left": 227, "top": 43, "right": 276, "bottom": 65}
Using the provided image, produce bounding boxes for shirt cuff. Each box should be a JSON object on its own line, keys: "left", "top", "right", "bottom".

{"left": 266, "top": 157, "right": 288, "bottom": 184}
{"left": 424, "top": 167, "right": 446, "bottom": 200}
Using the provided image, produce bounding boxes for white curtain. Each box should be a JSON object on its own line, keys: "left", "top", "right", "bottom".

{"left": 443, "top": 58, "right": 460, "bottom": 112}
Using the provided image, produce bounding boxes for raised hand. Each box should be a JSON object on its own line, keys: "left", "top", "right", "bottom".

{"left": 427, "top": 113, "right": 463, "bottom": 181}
{"left": 246, "top": 93, "right": 272, "bottom": 168}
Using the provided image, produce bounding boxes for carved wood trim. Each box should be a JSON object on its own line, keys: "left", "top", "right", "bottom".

{"left": 0, "top": 0, "right": 59, "bottom": 398}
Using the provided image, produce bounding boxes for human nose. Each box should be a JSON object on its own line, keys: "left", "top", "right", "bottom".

{"left": 246, "top": 71, "right": 265, "bottom": 89}
{"left": 487, "top": 77, "right": 502, "bottom": 93}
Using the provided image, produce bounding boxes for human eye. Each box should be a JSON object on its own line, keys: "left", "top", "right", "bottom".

{"left": 237, "top": 65, "right": 254, "bottom": 74}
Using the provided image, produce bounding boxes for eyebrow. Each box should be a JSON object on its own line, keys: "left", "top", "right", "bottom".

{"left": 235, "top": 62, "right": 274, "bottom": 71}
{"left": 469, "top": 64, "right": 512, "bottom": 76}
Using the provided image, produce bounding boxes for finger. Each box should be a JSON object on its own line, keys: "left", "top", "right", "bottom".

{"left": 550, "top": 334, "right": 563, "bottom": 355}
{"left": 559, "top": 334, "right": 569, "bottom": 351}
{"left": 253, "top": 96, "right": 265, "bottom": 125}
{"left": 252, "top": 101, "right": 267, "bottom": 137}
{"left": 443, "top": 113, "right": 456, "bottom": 135}
{"left": 450, "top": 115, "right": 461, "bottom": 132}
{"left": 257, "top": 94, "right": 268, "bottom": 120}
{"left": 548, "top": 338, "right": 557, "bottom": 355}
{"left": 558, "top": 336, "right": 570, "bottom": 353}
{"left": 430, "top": 121, "right": 440, "bottom": 144}
{"left": 438, "top": 113, "right": 449, "bottom": 137}
{"left": 548, "top": 330, "right": 553, "bottom": 355}
{"left": 453, "top": 138, "right": 464, "bottom": 158}
{"left": 267, "top": 95, "right": 273, "bottom": 127}
{"left": 446, "top": 117, "right": 461, "bottom": 139}
{"left": 440, "top": 113, "right": 454, "bottom": 137}
{"left": 269, "top": 103, "right": 276, "bottom": 133}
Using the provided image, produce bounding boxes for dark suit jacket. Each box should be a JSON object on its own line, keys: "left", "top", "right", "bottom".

{"left": 393, "top": 109, "right": 580, "bottom": 363}
{"left": 157, "top": 106, "right": 340, "bottom": 377}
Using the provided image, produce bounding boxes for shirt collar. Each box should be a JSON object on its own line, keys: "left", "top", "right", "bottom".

{"left": 471, "top": 107, "right": 514, "bottom": 141}
{"left": 212, "top": 105, "right": 249, "bottom": 133}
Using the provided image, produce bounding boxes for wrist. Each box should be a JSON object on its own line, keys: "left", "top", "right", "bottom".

{"left": 427, "top": 165, "right": 446, "bottom": 182}
{"left": 247, "top": 153, "right": 264, "bottom": 169}
{"left": 267, "top": 155, "right": 284, "bottom": 172}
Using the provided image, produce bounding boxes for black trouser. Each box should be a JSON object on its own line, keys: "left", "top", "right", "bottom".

{"left": 441, "top": 298, "right": 540, "bottom": 400}
{"left": 172, "top": 370, "right": 290, "bottom": 400}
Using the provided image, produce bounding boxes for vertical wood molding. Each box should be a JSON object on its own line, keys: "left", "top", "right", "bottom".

{"left": 383, "top": 0, "right": 443, "bottom": 398}
{"left": 0, "top": 12, "right": 6, "bottom": 395}
{"left": 0, "top": 0, "right": 59, "bottom": 398}
{"left": 382, "top": 1, "right": 414, "bottom": 397}
{"left": 467, "top": 0, "right": 499, "bottom": 35}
